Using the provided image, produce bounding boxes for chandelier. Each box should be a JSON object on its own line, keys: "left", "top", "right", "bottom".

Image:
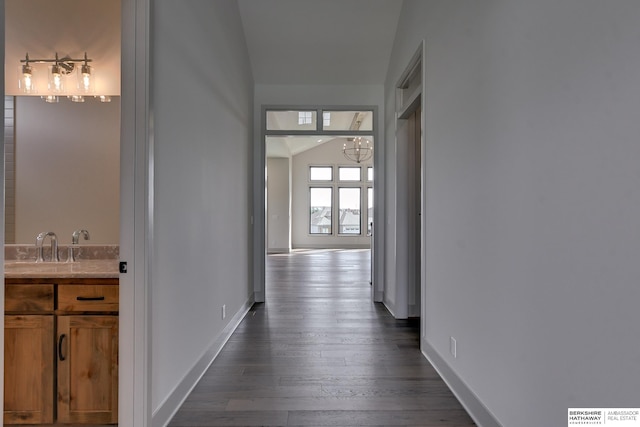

{"left": 343, "top": 137, "right": 373, "bottom": 163}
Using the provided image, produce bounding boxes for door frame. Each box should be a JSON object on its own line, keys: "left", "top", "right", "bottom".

{"left": 119, "top": 0, "right": 152, "bottom": 425}
{"left": 0, "top": 0, "right": 152, "bottom": 425}
{"left": 394, "top": 41, "right": 426, "bottom": 321}
{"left": 254, "top": 105, "right": 385, "bottom": 303}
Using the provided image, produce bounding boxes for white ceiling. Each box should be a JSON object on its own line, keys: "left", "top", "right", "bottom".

{"left": 237, "top": 0, "right": 404, "bottom": 85}
{"left": 267, "top": 136, "right": 334, "bottom": 158}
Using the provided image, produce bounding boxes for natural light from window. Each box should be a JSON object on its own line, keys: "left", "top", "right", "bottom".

{"left": 310, "top": 188, "right": 332, "bottom": 234}
{"left": 339, "top": 188, "right": 361, "bottom": 234}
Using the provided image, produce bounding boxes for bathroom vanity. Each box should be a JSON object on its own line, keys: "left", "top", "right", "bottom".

{"left": 4, "top": 248, "right": 119, "bottom": 425}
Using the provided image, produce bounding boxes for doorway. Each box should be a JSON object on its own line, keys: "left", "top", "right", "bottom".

{"left": 2, "top": 0, "right": 149, "bottom": 424}
{"left": 262, "top": 108, "right": 377, "bottom": 301}
{"left": 395, "top": 41, "right": 424, "bottom": 322}
{"left": 407, "top": 105, "right": 422, "bottom": 318}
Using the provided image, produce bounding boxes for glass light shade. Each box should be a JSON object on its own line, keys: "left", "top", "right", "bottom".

{"left": 18, "top": 64, "right": 36, "bottom": 93}
{"left": 78, "top": 64, "right": 94, "bottom": 93}
{"left": 42, "top": 95, "right": 59, "bottom": 104}
{"left": 98, "top": 95, "right": 111, "bottom": 103}
{"left": 69, "top": 95, "right": 85, "bottom": 103}
{"left": 49, "top": 64, "right": 64, "bottom": 93}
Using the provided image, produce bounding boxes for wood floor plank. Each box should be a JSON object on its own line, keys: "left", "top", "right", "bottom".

{"left": 287, "top": 409, "right": 476, "bottom": 426}
{"left": 169, "top": 249, "right": 476, "bottom": 427}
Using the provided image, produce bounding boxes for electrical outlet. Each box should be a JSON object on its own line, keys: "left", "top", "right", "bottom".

{"left": 222, "top": 304, "right": 226, "bottom": 319}
{"left": 450, "top": 337, "right": 457, "bottom": 359}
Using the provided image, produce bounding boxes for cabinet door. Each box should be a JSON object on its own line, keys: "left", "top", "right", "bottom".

{"left": 57, "top": 315, "right": 118, "bottom": 424}
{"left": 4, "top": 315, "right": 54, "bottom": 424}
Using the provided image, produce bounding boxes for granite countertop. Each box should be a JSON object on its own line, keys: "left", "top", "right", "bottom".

{"left": 4, "top": 244, "right": 120, "bottom": 279}
{"left": 4, "top": 259, "right": 120, "bottom": 279}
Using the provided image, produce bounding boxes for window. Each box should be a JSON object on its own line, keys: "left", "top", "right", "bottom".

{"left": 339, "top": 188, "right": 361, "bottom": 234}
{"left": 310, "top": 188, "right": 332, "bottom": 234}
{"left": 367, "top": 167, "right": 373, "bottom": 181}
{"left": 298, "top": 111, "right": 313, "bottom": 125}
{"left": 323, "top": 112, "right": 331, "bottom": 127}
{"left": 339, "top": 167, "right": 361, "bottom": 181}
{"left": 310, "top": 166, "right": 332, "bottom": 181}
{"left": 266, "top": 110, "right": 316, "bottom": 130}
{"left": 322, "top": 110, "right": 373, "bottom": 131}
{"left": 307, "top": 165, "right": 371, "bottom": 237}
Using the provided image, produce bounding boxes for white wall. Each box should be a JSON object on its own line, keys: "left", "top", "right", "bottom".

{"left": 291, "top": 138, "right": 372, "bottom": 249}
{"left": 267, "top": 157, "right": 291, "bottom": 253}
{"left": 150, "top": 0, "right": 254, "bottom": 424}
{"left": 14, "top": 97, "right": 120, "bottom": 243}
{"left": 386, "top": 1, "right": 640, "bottom": 426}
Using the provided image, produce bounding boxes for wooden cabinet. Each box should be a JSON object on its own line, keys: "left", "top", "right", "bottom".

{"left": 4, "top": 284, "right": 55, "bottom": 424}
{"left": 4, "top": 315, "right": 54, "bottom": 424}
{"left": 57, "top": 315, "right": 118, "bottom": 424}
{"left": 4, "top": 279, "right": 118, "bottom": 425}
{"left": 56, "top": 284, "right": 118, "bottom": 424}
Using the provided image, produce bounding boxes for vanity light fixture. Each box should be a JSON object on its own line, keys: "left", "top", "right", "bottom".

{"left": 19, "top": 51, "right": 94, "bottom": 95}
{"left": 69, "top": 95, "right": 85, "bottom": 103}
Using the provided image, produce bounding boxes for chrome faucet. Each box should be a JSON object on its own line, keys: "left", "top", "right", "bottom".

{"left": 67, "top": 229, "right": 90, "bottom": 262}
{"left": 36, "top": 231, "right": 59, "bottom": 262}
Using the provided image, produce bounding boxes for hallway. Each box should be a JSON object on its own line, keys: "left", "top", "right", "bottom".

{"left": 169, "top": 249, "right": 476, "bottom": 426}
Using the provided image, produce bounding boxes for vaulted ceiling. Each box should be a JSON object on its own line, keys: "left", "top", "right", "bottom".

{"left": 237, "top": 0, "right": 404, "bottom": 85}
{"left": 239, "top": 1, "right": 401, "bottom": 158}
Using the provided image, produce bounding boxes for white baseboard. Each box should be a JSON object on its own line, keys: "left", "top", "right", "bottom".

{"left": 292, "top": 243, "right": 371, "bottom": 250}
{"left": 421, "top": 338, "right": 502, "bottom": 427}
{"left": 267, "top": 247, "right": 290, "bottom": 254}
{"left": 152, "top": 296, "right": 254, "bottom": 427}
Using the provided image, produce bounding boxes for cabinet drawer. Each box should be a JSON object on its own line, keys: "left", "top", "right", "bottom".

{"left": 5, "top": 284, "right": 55, "bottom": 312}
{"left": 58, "top": 285, "right": 119, "bottom": 312}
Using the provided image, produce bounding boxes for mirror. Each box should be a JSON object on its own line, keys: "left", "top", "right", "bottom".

{"left": 4, "top": 96, "right": 121, "bottom": 244}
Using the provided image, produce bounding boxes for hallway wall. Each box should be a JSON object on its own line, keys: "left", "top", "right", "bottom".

{"left": 386, "top": 1, "right": 640, "bottom": 426}
{"left": 150, "top": 1, "right": 254, "bottom": 424}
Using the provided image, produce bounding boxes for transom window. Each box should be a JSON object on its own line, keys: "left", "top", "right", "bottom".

{"left": 266, "top": 109, "right": 373, "bottom": 132}
{"left": 338, "top": 167, "right": 361, "bottom": 181}
{"left": 309, "top": 166, "right": 332, "bottom": 181}
{"left": 298, "top": 111, "right": 313, "bottom": 125}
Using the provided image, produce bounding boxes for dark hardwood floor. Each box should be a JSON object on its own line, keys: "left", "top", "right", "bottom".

{"left": 169, "top": 249, "right": 476, "bottom": 427}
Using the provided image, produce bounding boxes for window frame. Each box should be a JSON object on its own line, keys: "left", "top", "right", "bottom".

{"left": 304, "top": 164, "right": 373, "bottom": 238}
